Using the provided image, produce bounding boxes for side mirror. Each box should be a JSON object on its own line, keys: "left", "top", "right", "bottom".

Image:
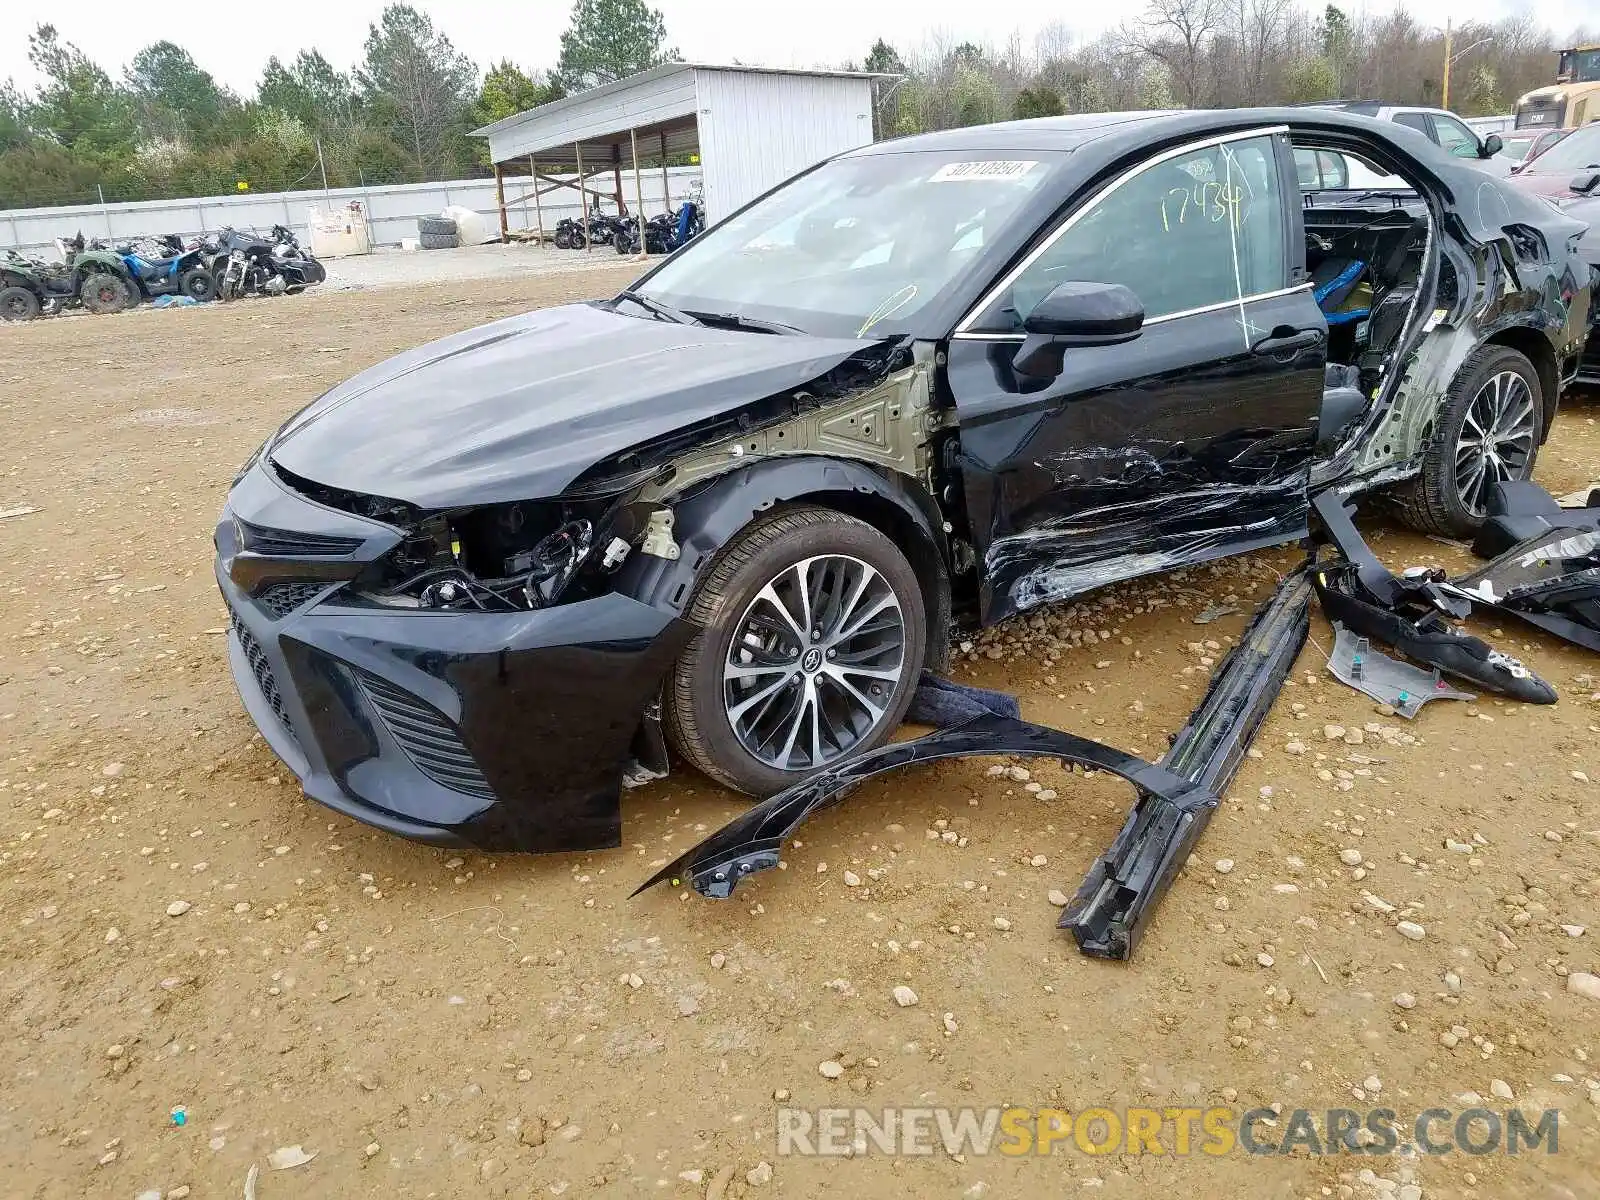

{"left": 1014, "top": 282, "right": 1144, "bottom": 378}
{"left": 1571, "top": 171, "right": 1600, "bottom": 196}
{"left": 1480, "top": 133, "right": 1503, "bottom": 159}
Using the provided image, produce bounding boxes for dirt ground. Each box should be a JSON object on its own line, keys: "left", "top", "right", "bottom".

{"left": 1, "top": 270, "right": 1597, "bottom": 1200}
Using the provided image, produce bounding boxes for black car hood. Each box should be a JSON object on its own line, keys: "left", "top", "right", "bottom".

{"left": 268, "top": 302, "right": 879, "bottom": 509}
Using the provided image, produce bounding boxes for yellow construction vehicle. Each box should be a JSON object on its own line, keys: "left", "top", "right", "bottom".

{"left": 1514, "top": 45, "right": 1600, "bottom": 130}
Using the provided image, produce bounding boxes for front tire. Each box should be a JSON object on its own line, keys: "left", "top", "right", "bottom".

{"left": 664, "top": 506, "right": 927, "bottom": 796}
{"left": 1393, "top": 345, "right": 1542, "bottom": 537}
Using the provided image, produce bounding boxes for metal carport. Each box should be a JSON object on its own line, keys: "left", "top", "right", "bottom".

{"left": 472, "top": 63, "right": 886, "bottom": 253}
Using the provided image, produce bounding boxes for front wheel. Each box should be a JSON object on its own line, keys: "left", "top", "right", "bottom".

{"left": 664, "top": 506, "right": 927, "bottom": 796}
{"left": 1392, "top": 345, "right": 1542, "bottom": 536}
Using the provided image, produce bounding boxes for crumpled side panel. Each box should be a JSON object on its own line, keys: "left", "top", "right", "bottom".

{"left": 631, "top": 713, "right": 1209, "bottom": 900}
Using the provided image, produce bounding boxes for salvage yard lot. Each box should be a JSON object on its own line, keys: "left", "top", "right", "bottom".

{"left": 2, "top": 266, "right": 1598, "bottom": 1199}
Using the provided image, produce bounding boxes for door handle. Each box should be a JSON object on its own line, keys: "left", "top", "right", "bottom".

{"left": 1252, "top": 329, "right": 1322, "bottom": 356}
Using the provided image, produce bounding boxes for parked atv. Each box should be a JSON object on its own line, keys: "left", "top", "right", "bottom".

{"left": 0, "top": 253, "right": 76, "bottom": 320}
{"left": 112, "top": 235, "right": 215, "bottom": 304}
{"left": 2, "top": 236, "right": 138, "bottom": 318}
{"left": 62, "top": 234, "right": 146, "bottom": 315}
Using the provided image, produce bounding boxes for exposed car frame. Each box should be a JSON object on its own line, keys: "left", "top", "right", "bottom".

{"left": 216, "top": 108, "right": 1593, "bottom": 852}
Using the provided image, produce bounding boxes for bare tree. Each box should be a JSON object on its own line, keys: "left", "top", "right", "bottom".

{"left": 1125, "top": 0, "right": 1222, "bottom": 108}
{"left": 1232, "top": 0, "right": 1297, "bottom": 104}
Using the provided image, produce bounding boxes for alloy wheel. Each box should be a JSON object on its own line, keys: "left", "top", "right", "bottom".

{"left": 722, "top": 554, "right": 906, "bottom": 772}
{"left": 1455, "top": 370, "right": 1536, "bottom": 517}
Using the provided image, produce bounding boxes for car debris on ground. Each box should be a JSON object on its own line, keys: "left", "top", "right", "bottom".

{"left": 640, "top": 478, "right": 1600, "bottom": 959}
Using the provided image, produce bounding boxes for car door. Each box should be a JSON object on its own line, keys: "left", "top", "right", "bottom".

{"left": 943, "top": 128, "right": 1327, "bottom": 623}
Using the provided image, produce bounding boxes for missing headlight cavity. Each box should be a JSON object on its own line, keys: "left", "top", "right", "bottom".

{"left": 358, "top": 498, "right": 638, "bottom": 612}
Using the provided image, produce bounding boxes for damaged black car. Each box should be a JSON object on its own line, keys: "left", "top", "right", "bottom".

{"left": 216, "top": 108, "right": 1593, "bottom": 852}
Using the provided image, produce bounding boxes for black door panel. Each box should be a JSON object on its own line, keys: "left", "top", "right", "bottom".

{"left": 950, "top": 287, "right": 1327, "bottom": 621}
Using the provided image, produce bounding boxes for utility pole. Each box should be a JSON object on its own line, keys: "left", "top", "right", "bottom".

{"left": 317, "top": 137, "right": 331, "bottom": 203}
{"left": 1442, "top": 20, "right": 1454, "bottom": 110}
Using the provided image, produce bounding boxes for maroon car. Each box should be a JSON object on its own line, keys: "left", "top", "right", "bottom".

{"left": 1501, "top": 127, "right": 1570, "bottom": 168}
{"left": 1509, "top": 122, "right": 1600, "bottom": 196}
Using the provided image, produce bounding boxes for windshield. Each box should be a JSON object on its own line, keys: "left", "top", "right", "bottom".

{"left": 1558, "top": 49, "right": 1600, "bottom": 83}
{"left": 636, "top": 150, "right": 1066, "bottom": 338}
{"left": 1525, "top": 123, "right": 1600, "bottom": 172}
{"left": 1500, "top": 135, "right": 1539, "bottom": 161}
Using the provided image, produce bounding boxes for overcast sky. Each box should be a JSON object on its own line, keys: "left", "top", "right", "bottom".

{"left": 0, "top": 0, "right": 1588, "bottom": 95}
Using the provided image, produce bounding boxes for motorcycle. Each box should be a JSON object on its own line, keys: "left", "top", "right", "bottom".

{"left": 611, "top": 201, "right": 705, "bottom": 256}
{"left": 266, "top": 224, "right": 327, "bottom": 292}
{"left": 552, "top": 216, "right": 586, "bottom": 249}
{"left": 208, "top": 225, "right": 326, "bottom": 301}
{"left": 553, "top": 202, "right": 630, "bottom": 249}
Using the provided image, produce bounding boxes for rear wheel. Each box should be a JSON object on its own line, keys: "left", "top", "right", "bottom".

{"left": 0, "top": 285, "right": 40, "bottom": 321}
{"left": 179, "top": 267, "right": 215, "bottom": 301}
{"left": 80, "top": 272, "right": 130, "bottom": 315}
{"left": 1393, "top": 345, "right": 1542, "bottom": 536}
{"left": 664, "top": 506, "right": 927, "bottom": 796}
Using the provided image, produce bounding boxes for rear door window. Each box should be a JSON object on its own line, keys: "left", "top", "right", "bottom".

{"left": 1391, "top": 112, "right": 1432, "bottom": 139}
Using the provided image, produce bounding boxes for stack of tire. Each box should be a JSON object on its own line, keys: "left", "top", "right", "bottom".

{"left": 417, "top": 216, "right": 459, "bottom": 251}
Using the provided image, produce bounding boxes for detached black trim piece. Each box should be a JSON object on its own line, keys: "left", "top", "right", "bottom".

{"left": 1062, "top": 565, "right": 1312, "bottom": 959}
{"left": 1310, "top": 490, "right": 1558, "bottom": 704}
{"left": 1450, "top": 527, "right": 1600, "bottom": 654}
{"left": 631, "top": 713, "right": 1211, "bottom": 902}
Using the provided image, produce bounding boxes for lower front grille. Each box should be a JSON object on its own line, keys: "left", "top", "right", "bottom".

{"left": 229, "top": 609, "right": 297, "bottom": 743}
{"left": 255, "top": 581, "right": 328, "bottom": 620}
{"left": 353, "top": 668, "right": 495, "bottom": 799}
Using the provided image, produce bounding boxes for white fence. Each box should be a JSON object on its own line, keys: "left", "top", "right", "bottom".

{"left": 1, "top": 167, "right": 704, "bottom": 257}
{"left": 1465, "top": 113, "right": 1515, "bottom": 135}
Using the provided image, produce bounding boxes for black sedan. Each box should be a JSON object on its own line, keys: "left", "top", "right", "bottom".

{"left": 216, "top": 108, "right": 1592, "bottom": 852}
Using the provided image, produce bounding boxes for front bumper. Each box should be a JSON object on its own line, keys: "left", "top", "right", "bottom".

{"left": 216, "top": 459, "right": 694, "bottom": 852}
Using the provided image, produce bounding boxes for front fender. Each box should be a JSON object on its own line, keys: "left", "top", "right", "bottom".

{"left": 615, "top": 455, "right": 949, "bottom": 623}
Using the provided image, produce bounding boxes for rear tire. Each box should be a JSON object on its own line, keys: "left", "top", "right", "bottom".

{"left": 179, "top": 267, "right": 215, "bottom": 301}
{"left": 80, "top": 272, "right": 130, "bottom": 315}
{"left": 0, "top": 285, "right": 40, "bottom": 321}
{"left": 664, "top": 506, "right": 927, "bottom": 797}
{"left": 1392, "top": 345, "right": 1542, "bottom": 537}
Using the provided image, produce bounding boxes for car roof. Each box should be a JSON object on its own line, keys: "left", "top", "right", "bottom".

{"left": 847, "top": 106, "right": 1440, "bottom": 158}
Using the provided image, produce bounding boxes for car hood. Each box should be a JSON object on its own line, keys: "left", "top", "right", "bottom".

{"left": 268, "top": 302, "right": 881, "bottom": 509}
{"left": 1508, "top": 170, "right": 1593, "bottom": 198}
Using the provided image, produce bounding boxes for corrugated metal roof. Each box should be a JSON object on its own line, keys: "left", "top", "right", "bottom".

{"left": 473, "top": 62, "right": 893, "bottom": 165}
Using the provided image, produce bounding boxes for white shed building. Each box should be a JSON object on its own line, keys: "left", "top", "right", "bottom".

{"left": 472, "top": 63, "right": 884, "bottom": 246}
